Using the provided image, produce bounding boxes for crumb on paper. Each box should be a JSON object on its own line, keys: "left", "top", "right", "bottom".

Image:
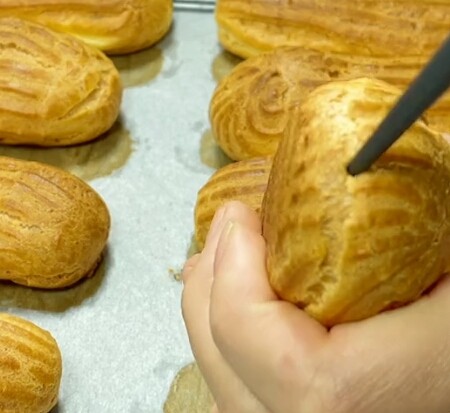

{"left": 168, "top": 268, "right": 182, "bottom": 282}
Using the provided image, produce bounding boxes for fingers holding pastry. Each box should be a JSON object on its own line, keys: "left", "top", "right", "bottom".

{"left": 181, "top": 254, "right": 201, "bottom": 282}
{"left": 209, "top": 202, "right": 329, "bottom": 413}
{"left": 182, "top": 202, "right": 271, "bottom": 413}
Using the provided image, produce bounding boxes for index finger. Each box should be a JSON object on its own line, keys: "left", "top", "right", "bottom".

{"left": 210, "top": 204, "right": 330, "bottom": 413}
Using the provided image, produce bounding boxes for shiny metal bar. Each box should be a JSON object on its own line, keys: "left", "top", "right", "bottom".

{"left": 174, "top": 0, "right": 215, "bottom": 12}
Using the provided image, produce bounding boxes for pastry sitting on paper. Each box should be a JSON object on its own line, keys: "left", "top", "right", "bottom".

{"left": 0, "top": 0, "right": 173, "bottom": 54}
{"left": 0, "top": 18, "right": 122, "bottom": 147}
{"left": 216, "top": 0, "right": 450, "bottom": 59}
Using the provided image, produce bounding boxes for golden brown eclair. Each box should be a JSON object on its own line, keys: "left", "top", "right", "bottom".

{"left": 0, "top": 0, "right": 173, "bottom": 55}
{"left": 216, "top": 0, "right": 450, "bottom": 59}
{"left": 195, "top": 157, "right": 272, "bottom": 250}
{"left": 0, "top": 156, "right": 110, "bottom": 289}
{"left": 210, "top": 46, "right": 450, "bottom": 161}
{"left": 262, "top": 78, "right": 450, "bottom": 327}
{"left": 0, "top": 313, "right": 62, "bottom": 413}
{"left": 0, "top": 17, "right": 122, "bottom": 147}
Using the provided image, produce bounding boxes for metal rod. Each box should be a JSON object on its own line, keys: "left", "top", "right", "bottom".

{"left": 174, "top": 0, "right": 215, "bottom": 12}
{"left": 347, "top": 32, "right": 450, "bottom": 176}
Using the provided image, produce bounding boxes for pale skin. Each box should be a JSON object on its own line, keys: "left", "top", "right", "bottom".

{"left": 182, "top": 201, "right": 450, "bottom": 413}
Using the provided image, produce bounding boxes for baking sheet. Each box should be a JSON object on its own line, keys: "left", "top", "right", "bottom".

{"left": 0, "top": 10, "right": 236, "bottom": 412}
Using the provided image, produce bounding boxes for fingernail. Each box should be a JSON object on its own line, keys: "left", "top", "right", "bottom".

{"left": 214, "top": 221, "right": 235, "bottom": 273}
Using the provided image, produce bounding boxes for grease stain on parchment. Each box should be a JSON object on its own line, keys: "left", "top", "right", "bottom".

{"left": 199, "top": 130, "right": 233, "bottom": 169}
{"left": 112, "top": 47, "right": 164, "bottom": 88}
{"left": 0, "top": 250, "right": 110, "bottom": 313}
{"left": 212, "top": 50, "right": 243, "bottom": 83}
{"left": 0, "top": 122, "right": 134, "bottom": 181}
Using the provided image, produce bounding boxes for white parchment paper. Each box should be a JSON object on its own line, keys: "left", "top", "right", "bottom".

{"left": 0, "top": 10, "right": 219, "bottom": 413}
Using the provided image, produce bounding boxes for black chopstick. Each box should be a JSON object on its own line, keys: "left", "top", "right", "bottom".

{"left": 347, "top": 32, "right": 450, "bottom": 176}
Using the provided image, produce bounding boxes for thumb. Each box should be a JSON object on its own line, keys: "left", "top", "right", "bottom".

{"left": 210, "top": 203, "right": 328, "bottom": 413}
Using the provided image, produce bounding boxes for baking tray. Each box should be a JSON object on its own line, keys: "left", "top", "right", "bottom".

{"left": 174, "top": 0, "right": 216, "bottom": 12}
{"left": 0, "top": 9, "right": 235, "bottom": 412}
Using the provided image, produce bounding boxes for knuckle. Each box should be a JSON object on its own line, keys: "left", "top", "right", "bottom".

{"left": 181, "top": 254, "right": 201, "bottom": 281}
{"left": 180, "top": 281, "right": 195, "bottom": 322}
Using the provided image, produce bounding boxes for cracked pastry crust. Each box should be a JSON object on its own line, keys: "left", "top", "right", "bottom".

{"left": 0, "top": 0, "right": 173, "bottom": 55}
{"left": 262, "top": 78, "right": 450, "bottom": 327}
{"left": 0, "top": 313, "right": 62, "bottom": 413}
{"left": 216, "top": 0, "right": 450, "bottom": 59}
{"left": 0, "top": 156, "right": 110, "bottom": 289}
{"left": 0, "top": 17, "right": 122, "bottom": 146}
{"left": 195, "top": 156, "right": 272, "bottom": 250}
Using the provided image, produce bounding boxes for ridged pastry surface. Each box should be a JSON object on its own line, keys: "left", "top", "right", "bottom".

{"left": 210, "top": 50, "right": 303, "bottom": 161}
{"left": 195, "top": 157, "right": 272, "bottom": 250}
{"left": 0, "top": 17, "right": 122, "bottom": 146}
{"left": 0, "top": 156, "right": 110, "bottom": 289}
{"left": 0, "top": 0, "right": 173, "bottom": 54}
{"left": 262, "top": 78, "right": 450, "bottom": 326}
{"left": 216, "top": 0, "right": 450, "bottom": 59}
{"left": 0, "top": 313, "right": 62, "bottom": 413}
{"left": 211, "top": 46, "right": 450, "bottom": 161}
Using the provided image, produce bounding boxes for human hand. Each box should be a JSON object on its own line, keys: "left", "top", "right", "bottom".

{"left": 182, "top": 201, "right": 450, "bottom": 413}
